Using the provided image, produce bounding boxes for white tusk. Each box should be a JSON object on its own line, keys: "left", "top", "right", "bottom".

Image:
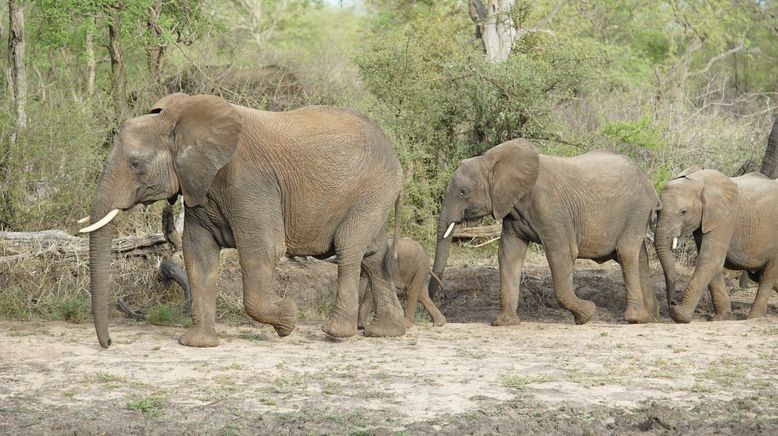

{"left": 79, "top": 209, "right": 120, "bottom": 233}
{"left": 77, "top": 215, "right": 90, "bottom": 224}
{"left": 443, "top": 222, "right": 456, "bottom": 239}
{"left": 672, "top": 237, "right": 678, "bottom": 250}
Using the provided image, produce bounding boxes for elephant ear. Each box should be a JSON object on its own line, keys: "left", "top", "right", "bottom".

{"left": 484, "top": 139, "right": 540, "bottom": 219}
{"left": 673, "top": 165, "right": 704, "bottom": 180}
{"left": 700, "top": 171, "right": 738, "bottom": 233}
{"left": 152, "top": 93, "right": 242, "bottom": 207}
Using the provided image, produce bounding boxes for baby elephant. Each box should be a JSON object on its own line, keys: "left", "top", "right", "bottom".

{"left": 359, "top": 238, "right": 447, "bottom": 328}
{"left": 656, "top": 168, "right": 778, "bottom": 322}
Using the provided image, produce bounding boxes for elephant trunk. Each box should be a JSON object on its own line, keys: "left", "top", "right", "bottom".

{"left": 430, "top": 214, "right": 455, "bottom": 300}
{"left": 88, "top": 200, "right": 116, "bottom": 348}
{"left": 655, "top": 232, "right": 678, "bottom": 307}
{"left": 760, "top": 118, "right": 778, "bottom": 178}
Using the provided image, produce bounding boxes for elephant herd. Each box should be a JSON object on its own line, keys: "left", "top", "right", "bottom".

{"left": 79, "top": 93, "right": 778, "bottom": 348}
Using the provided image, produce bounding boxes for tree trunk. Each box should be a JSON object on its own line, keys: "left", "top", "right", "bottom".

{"left": 85, "top": 20, "right": 96, "bottom": 97}
{"left": 107, "top": 2, "right": 126, "bottom": 118}
{"left": 145, "top": 0, "right": 165, "bottom": 86}
{"left": 468, "top": 0, "right": 517, "bottom": 63}
{"left": 2, "top": 0, "right": 26, "bottom": 229}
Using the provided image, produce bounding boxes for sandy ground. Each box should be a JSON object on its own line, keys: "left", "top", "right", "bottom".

{"left": 2, "top": 263, "right": 778, "bottom": 434}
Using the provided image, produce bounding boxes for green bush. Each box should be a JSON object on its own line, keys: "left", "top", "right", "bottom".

{"left": 49, "top": 296, "right": 90, "bottom": 323}
{"left": 147, "top": 304, "right": 192, "bottom": 327}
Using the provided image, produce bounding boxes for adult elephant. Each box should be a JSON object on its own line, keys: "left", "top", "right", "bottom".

{"left": 81, "top": 93, "right": 406, "bottom": 348}
{"left": 429, "top": 139, "right": 660, "bottom": 325}
{"left": 738, "top": 117, "right": 778, "bottom": 288}
{"left": 656, "top": 168, "right": 778, "bottom": 323}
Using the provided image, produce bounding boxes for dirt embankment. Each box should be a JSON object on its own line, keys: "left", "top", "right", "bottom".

{"left": 2, "top": 260, "right": 778, "bottom": 435}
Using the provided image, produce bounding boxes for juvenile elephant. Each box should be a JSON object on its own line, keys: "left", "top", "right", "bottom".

{"left": 358, "top": 238, "right": 447, "bottom": 328}
{"left": 655, "top": 168, "right": 778, "bottom": 322}
{"left": 429, "top": 139, "right": 660, "bottom": 325}
{"left": 80, "top": 93, "right": 407, "bottom": 348}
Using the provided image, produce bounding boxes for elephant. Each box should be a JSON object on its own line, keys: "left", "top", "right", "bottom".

{"left": 358, "top": 238, "right": 447, "bottom": 328}
{"left": 738, "top": 116, "right": 778, "bottom": 288}
{"left": 80, "top": 92, "right": 407, "bottom": 348}
{"left": 429, "top": 139, "right": 660, "bottom": 325}
{"left": 655, "top": 167, "right": 778, "bottom": 323}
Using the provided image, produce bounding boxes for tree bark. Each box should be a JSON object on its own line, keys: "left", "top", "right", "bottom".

{"left": 468, "top": 0, "right": 517, "bottom": 63}
{"left": 107, "top": 2, "right": 126, "bottom": 118}
{"left": 2, "top": 0, "right": 26, "bottom": 229}
{"left": 146, "top": 0, "right": 166, "bottom": 86}
{"left": 85, "top": 19, "right": 96, "bottom": 97}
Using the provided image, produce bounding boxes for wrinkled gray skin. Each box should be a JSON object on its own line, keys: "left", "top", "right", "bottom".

{"left": 431, "top": 140, "right": 660, "bottom": 325}
{"left": 86, "top": 93, "right": 406, "bottom": 348}
{"left": 656, "top": 168, "right": 778, "bottom": 323}
{"left": 358, "top": 238, "right": 447, "bottom": 328}
{"left": 739, "top": 117, "right": 778, "bottom": 288}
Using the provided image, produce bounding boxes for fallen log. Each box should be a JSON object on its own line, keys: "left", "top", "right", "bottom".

{"left": 452, "top": 224, "right": 501, "bottom": 240}
{"left": 0, "top": 230, "right": 168, "bottom": 264}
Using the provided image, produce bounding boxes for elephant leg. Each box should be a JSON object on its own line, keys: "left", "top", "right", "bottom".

{"left": 619, "top": 243, "right": 653, "bottom": 323}
{"left": 748, "top": 262, "right": 778, "bottom": 319}
{"left": 238, "top": 236, "right": 297, "bottom": 337}
{"left": 670, "top": 234, "right": 728, "bottom": 323}
{"left": 417, "top": 279, "right": 447, "bottom": 327}
{"left": 362, "top": 242, "right": 406, "bottom": 337}
{"left": 491, "top": 231, "right": 528, "bottom": 326}
{"left": 179, "top": 222, "right": 221, "bottom": 347}
{"left": 709, "top": 271, "right": 734, "bottom": 321}
{"left": 357, "top": 276, "right": 373, "bottom": 330}
{"left": 322, "top": 251, "right": 362, "bottom": 337}
{"left": 739, "top": 271, "right": 752, "bottom": 288}
{"left": 546, "top": 247, "right": 596, "bottom": 325}
{"left": 639, "top": 241, "right": 660, "bottom": 321}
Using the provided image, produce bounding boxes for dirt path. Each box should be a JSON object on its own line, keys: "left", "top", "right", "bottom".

{"left": 3, "top": 262, "right": 778, "bottom": 434}
{"left": 2, "top": 315, "right": 778, "bottom": 434}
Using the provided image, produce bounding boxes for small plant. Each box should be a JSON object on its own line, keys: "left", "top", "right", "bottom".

{"left": 126, "top": 394, "right": 166, "bottom": 417}
{"left": 50, "top": 296, "right": 89, "bottom": 323}
{"left": 147, "top": 304, "right": 192, "bottom": 327}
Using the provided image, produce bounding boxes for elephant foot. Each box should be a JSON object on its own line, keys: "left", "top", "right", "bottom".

{"left": 712, "top": 311, "right": 735, "bottom": 321}
{"left": 364, "top": 314, "right": 406, "bottom": 337}
{"left": 357, "top": 317, "right": 368, "bottom": 330}
{"left": 669, "top": 305, "right": 692, "bottom": 323}
{"left": 573, "top": 300, "right": 597, "bottom": 325}
{"left": 179, "top": 326, "right": 219, "bottom": 347}
{"left": 491, "top": 312, "right": 521, "bottom": 326}
{"left": 624, "top": 305, "right": 655, "bottom": 324}
{"left": 404, "top": 317, "right": 414, "bottom": 328}
{"left": 432, "top": 315, "right": 447, "bottom": 327}
{"left": 247, "top": 299, "right": 298, "bottom": 337}
{"left": 270, "top": 300, "right": 298, "bottom": 337}
{"left": 322, "top": 311, "right": 358, "bottom": 338}
{"left": 747, "top": 310, "right": 766, "bottom": 320}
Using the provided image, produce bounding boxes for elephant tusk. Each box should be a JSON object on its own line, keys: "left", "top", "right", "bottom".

{"left": 672, "top": 237, "right": 678, "bottom": 250}
{"left": 79, "top": 209, "right": 120, "bottom": 233}
{"left": 77, "top": 215, "right": 90, "bottom": 224}
{"left": 443, "top": 222, "right": 456, "bottom": 239}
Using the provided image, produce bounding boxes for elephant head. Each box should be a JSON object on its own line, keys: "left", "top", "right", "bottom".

{"left": 654, "top": 168, "right": 738, "bottom": 307}
{"left": 429, "top": 139, "right": 539, "bottom": 299}
{"left": 82, "top": 93, "right": 242, "bottom": 348}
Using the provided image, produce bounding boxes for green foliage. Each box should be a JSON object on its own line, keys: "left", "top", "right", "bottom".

{"left": 356, "top": 2, "right": 600, "bottom": 243}
{"left": 49, "top": 296, "right": 90, "bottom": 323}
{"left": 600, "top": 114, "right": 665, "bottom": 151}
{"left": 126, "top": 394, "right": 166, "bottom": 417}
{"left": 147, "top": 304, "right": 192, "bottom": 327}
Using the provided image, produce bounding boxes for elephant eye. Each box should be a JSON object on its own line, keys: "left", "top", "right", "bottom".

{"left": 680, "top": 208, "right": 687, "bottom": 216}
{"left": 459, "top": 188, "right": 466, "bottom": 198}
{"left": 129, "top": 159, "right": 142, "bottom": 172}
